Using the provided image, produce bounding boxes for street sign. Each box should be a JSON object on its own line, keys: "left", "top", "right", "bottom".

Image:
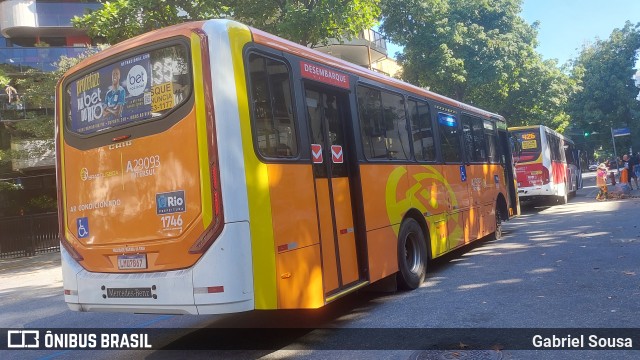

{"left": 612, "top": 127, "right": 630, "bottom": 137}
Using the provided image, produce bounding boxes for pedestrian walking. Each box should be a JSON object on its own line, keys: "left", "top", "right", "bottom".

{"left": 596, "top": 163, "right": 608, "bottom": 201}
{"left": 622, "top": 154, "right": 635, "bottom": 190}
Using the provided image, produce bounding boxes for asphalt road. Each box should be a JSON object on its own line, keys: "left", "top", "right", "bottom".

{"left": 2, "top": 171, "right": 640, "bottom": 359}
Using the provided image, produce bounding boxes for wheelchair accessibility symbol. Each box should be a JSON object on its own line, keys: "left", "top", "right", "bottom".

{"left": 77, "top": 217, "right": 89, "bottom": 238}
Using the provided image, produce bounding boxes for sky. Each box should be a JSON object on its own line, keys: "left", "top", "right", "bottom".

{"left": 385, "top": 0, "right": 640, "bottom": 67}
{"left": 521, "top": 0, "right": 640, "bottom": 66}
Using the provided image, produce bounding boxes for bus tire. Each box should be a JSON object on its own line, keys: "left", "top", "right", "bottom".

{"left": 396, "top": 218, "right": 427, "bottom": 290}
{"left": 489, "top": 204, "right": 503, "bottom": 241}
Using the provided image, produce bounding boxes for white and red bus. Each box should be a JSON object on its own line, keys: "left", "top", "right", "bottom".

{"left": 509, "top": 125, "right": 582, "bottom": 204}
{"left": 56, "top": 19, "right": 519, "bottom": 315}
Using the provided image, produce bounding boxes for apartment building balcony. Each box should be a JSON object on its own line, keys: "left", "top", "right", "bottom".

{"left": 0, "top": 0, "right": 100, "bottom": 39}
{"left": 313, "top": 28, "right": 389, "bottom": 69}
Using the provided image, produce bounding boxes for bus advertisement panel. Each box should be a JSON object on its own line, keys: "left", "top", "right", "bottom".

{"left": 69, "top": 53, "right": 152, "bottom": 134}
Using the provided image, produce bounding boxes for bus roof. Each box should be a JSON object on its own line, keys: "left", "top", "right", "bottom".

{"left": 65, "top": 19, "right": 504, "bottom": 122}
{"left": 249, "top": 25, "right": 504, "bottom": 121}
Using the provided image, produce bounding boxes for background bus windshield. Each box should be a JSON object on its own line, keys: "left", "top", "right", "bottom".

{"left": 512, "top": 129, "right": 541, "bottom": 163}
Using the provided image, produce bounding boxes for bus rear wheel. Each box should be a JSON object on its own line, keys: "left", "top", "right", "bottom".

{"left": 397, "top": 218, "right": 427, "bottom": 290}
{"left": 490, "top": 205, "right": 502, "bottom": 240}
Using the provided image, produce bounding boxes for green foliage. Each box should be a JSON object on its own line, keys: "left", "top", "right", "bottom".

{"left": 1, "top": 47, "right": 107, "bottom": 164}
{"left": 72, "top": 0, "right": 231, "bottom": 44}
{"left": 0, "top": 73, "right": 9, "bottom": 87}
{"left": 0, "top": 181, "right": 21, "bottom": 191}
{"left": 232, "top": 0, "right": 381, "bottom": 46}
{"left": 15, "top": 45, "right": 107, "bottom": 114}
{"left": 380, "top": 0, "right": 572, "bottom": 131}
{"left": 567, "top": 21, "right": 640, "bottom": 150}
{"left": 73, "top": 0, "right": 380, "bottom": 47}
{"left": 28, "top": 194, "right": 57, "bottom": 212}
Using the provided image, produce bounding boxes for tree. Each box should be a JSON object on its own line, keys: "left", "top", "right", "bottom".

{"left": 567, "top": 21, "right": 640, "bottom": 153}
{"left": 72, "top": 0, "right": 230, "bottom": 44}
{"left": 231, "top": 0, "right": 380, "bottom": 46}
{"left": 72, "top": 0, "right": 380, "bottom": 47}
{"left": 380, "top": 0, "right": 572, "bottom": 130}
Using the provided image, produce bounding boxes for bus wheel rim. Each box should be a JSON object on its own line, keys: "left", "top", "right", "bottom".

{"left": 406, "top": 232, "right": 421, "bottom": 273}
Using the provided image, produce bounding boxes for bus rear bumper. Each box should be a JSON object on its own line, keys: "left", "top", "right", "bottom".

{"left": 517, "top": 184, "right": 554, "bottom": 199}
{"left": 61, "top": 222, "right": 254, "bottom": 315}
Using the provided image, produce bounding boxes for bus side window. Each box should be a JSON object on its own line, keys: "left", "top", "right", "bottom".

{"left": 461, "top": 114, "right": 488, "bottom": 163}
{"left": 248, "top": 53, "right": 297, "bottom": 158}
{"left": 357, "top": 85, "right": 409, "bottom": 160}
{"left": 408, "top": 99, "right": 435, "bottom": 161}
{"left": 484, "top": 120, "right": 500, "bottom": 163}
{"left": 437, "top": 112, "right": 462, "bottom": 163}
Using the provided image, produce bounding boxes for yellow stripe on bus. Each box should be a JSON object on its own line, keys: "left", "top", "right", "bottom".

{"left": 190, "top": 33, "right": 213, "bottom": 229}
{"left": 57, "top": 83, "right": 69, "bottom": 237}
{"left": 228, "top": 23, "right": 278, "bottom": 309}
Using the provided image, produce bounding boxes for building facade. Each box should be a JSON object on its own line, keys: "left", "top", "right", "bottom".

{"left": 313, "top": 28, "right": 401, "bottom": 78}
{"left": 0, "top": 0, "right": 100, "bottom": 217}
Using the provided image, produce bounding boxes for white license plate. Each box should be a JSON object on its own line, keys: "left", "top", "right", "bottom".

{"left": 117, "top": 254, "right": 147, "bottom": 270}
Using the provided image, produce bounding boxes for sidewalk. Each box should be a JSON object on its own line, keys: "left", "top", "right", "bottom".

{"left": 0, "top": 251, "right": 60, "bottom": 272}
{"left": 0, "top": 251, "right": 62, "bottom": 292}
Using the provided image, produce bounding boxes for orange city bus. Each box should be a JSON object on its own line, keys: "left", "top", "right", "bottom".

{"left": 509, "top": 125, "right": 582, "bottom": 204}
{"left": 56, "top": 19, "right": 519, "bottom": 314}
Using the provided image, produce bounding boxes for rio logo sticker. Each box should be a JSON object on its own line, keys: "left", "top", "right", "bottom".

{"left": 156, "top": 190, "right": 186, "bottom": 215}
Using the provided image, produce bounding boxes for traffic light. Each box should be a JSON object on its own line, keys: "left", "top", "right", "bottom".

{"left": 584, "top": 131, "right": 590, "bottom": 137}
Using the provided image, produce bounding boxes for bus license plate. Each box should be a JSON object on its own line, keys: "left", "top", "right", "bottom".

{"left": 117, "top": 254, "right": 147, "bottom": 270}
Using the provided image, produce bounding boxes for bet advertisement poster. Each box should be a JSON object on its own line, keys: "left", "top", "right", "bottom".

{"left": 69, "top": 53, "right": 153, "bottom": 134}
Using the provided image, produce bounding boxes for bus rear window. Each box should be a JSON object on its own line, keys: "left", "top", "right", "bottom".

{"left": 65, "top": 44, "right": 191, "bottom": 134}
{"left": 511, "top": 129, "right": 541, "bottom": 162}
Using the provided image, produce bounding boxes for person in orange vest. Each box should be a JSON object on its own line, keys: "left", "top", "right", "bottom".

{"left": 596, "top": 163, "right": 609, "bottom": 201}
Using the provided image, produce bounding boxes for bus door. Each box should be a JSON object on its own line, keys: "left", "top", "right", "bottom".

{"left": 304, "top": 87, "right": 362, "bottom": 296}
{"left": 498, "top": 126, "right": 520, "bottom": 217}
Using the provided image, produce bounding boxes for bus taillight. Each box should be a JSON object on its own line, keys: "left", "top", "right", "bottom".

{"left": 212, "top": 167, "right": 221, "bottom": 217}
{"left": 541, "top": 167, "right": 550, "bottom": 184}
{"left": 60, "top": 237, "right": 84, "bottom": 261}
{"left": 189, "top": 165, "right": 223, "bottom": 254}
